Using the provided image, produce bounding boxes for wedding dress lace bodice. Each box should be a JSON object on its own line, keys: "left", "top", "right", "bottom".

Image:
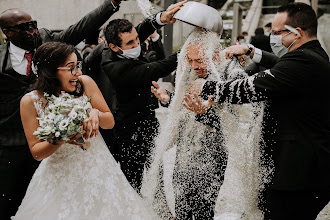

{"left": 13, "top": 91, "right": 157, "bottom": 220}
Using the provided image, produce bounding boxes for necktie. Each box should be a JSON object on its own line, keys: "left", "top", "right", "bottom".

{"left": 24, "top": 52, "right": 33, "bottom": 76}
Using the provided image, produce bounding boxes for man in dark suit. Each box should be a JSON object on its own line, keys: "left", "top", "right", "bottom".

{"left": 101, "top": 1, "right": 186, "bottom": 193}
{"left": 184, "top": 2, "right": 330, "bottom": 220}
{"left": 0, "top": 1, "right": 123, "bottom": 218}
{"left": 250, "top": 27, "right": 272, "bottom": 52}
{"left": 151, "top": 40, "right": 228, "bottom": 219}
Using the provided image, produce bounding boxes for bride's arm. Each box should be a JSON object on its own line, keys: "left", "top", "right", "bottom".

{"left": 79, "top": 75, "right": 115, "bottom": 139}
{"left": 20, "top": 95, "right": 63, "bottom": 161}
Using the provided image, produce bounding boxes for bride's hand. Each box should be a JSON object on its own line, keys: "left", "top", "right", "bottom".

{"left": 83, "top": 108, "right": 100, "bottom": 139}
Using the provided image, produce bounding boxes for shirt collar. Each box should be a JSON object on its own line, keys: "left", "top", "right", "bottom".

{"left": 9, "top": 42, "right": 27, "bottom": 63}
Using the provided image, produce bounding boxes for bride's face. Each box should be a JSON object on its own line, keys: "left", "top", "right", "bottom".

{"left": 56, "top": 53, "right": 82, "bottom": 93}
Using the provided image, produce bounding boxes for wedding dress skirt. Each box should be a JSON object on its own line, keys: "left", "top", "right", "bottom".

{"left": 12, "top": 135, "right": 157, "bottom": 220}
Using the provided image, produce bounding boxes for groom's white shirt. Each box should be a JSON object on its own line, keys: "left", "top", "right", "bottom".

{"left": 9, "top": 42, "right": 29, "bottom": 76}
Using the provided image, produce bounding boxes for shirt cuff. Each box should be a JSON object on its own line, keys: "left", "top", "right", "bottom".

{"left": 156, "top": 12, "right": 167, "bottom": 25}
{"left": 151, "top": 34, "right": 160, "bottom": 42}
{"left": 252, "top": 48, "right": 262, "bottom": 63}
{"left": 110, "top": 1, "right": 117, "bottom": 9}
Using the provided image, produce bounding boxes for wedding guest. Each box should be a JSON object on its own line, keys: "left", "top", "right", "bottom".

{"left": 83, "top": 22, "right": 164, "bottom": 154}
{"left": 0, "top": 0, "right": 124, "bottom": 218}
{"left": 233, "top": 35, "right": 244, "bottom": 46}
{"left": 241, "top": 31, "right": 249, "bottom": 45}
{"left": 101, "top": 0, "right": 187, "bottom": 193}
{"left": 250, "top": 27, "right": 272, "bottom": 52}
{"left": 141, "top": 30, "right": 166, "bottom": 62}
{"left": 13, "top": 41, "right": 156, "bottom": 219}
{"left": 184, "top": 3, "right": 330, "bottom": 219}
{"left": 264, "top": 22, "right": 272, "bottom": 36}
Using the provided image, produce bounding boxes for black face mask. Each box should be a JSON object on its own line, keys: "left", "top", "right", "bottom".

{"left": 16, "top": 29, "right": 41, "bottom": 52}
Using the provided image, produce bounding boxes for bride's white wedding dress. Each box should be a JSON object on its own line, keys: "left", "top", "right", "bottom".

{"left": 12, "top": 92, "right": 157, "bottom": 220}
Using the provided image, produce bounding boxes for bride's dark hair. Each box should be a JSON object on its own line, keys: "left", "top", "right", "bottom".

{"left": 32, "top": 41, "right": 84, "bottom": 97}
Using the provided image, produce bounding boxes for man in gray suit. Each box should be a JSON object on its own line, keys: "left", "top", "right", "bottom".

{"left": 0, "top": 1, "right": 124, "bottom": 218}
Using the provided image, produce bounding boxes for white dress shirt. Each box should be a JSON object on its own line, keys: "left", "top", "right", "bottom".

{"left": 252, "top": 47, "right": 263, "bottom": 63}
{"left": 9, "top": 42, "right": 29, "bottom": 76}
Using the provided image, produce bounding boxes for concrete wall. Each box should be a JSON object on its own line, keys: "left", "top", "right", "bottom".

{"left": 318, "top": 13, "right": 330, "bottom": 56}
{"left": 0, "top": 0, "right": 196, "bottom": 48}
{"left": 0, "top": 0, "right": 104, "bottom": 31}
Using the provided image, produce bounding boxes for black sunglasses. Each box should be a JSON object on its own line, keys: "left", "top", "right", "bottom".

{"left": 6, "top": 20, "right": 38, "bottom": 32}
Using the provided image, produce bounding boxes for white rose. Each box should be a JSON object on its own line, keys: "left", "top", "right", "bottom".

{"left": 68, "top": 109, "right": 78, "bottom": 119}
{"left": 59, "top": 119, "right": 69, "bottom": 131}
{"left": 48, "top": 113, "right": 56, "bottom": 120}
{"left": 44, "top": 126, "right": 53, "bottom": 134}
{"left": 55, "top": 131, "right": 61, "bottom": 137}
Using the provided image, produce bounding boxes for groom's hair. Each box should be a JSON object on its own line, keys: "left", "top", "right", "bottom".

{"left": 104, "top": 19, "right": 133, "bottom": 47}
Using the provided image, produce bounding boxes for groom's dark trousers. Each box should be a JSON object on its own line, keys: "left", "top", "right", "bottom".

{"left": 173, "top": 114, "right": 227, "bottom": 220}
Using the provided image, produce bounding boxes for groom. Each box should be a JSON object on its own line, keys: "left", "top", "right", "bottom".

{"left": 0, "top": 0, "right": 124, "bottom": 218}
{"left": 151, "top": 38, "right": 227, "bottom": 219}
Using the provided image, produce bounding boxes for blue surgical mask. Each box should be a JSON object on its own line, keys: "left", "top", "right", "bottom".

{"left": 117, "top": 44, "right": 141, "bottom": 59}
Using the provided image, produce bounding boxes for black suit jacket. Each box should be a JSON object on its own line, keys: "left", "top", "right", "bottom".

{"left": 250, "top": 33, "right": 272, "bottom": 53}
{"left": 101, "top": 18, "right": 178, "bottom": 124}
{"left": 0, "top": 0, "right": 118, "bottom": 147}
{"left": 202, "top": 40, "right": 330, "bottom": 191}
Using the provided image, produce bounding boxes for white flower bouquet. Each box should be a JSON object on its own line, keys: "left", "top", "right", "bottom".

{"left": 33, "top": 92, "right": 92, "bottom": 149}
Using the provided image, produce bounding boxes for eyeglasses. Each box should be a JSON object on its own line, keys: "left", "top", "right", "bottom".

{"left": 270, "top": 29, "right": 291, "bottom": 36}
{"left": 6, "top": 20, "right": 38, "bottom": 32}
{"left": 57, "top": 61, "right": 82, "bottom": 76}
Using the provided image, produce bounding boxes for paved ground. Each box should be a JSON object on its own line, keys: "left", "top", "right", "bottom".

{"left": 317, "top": 203, "right": 330, "bottom": 220}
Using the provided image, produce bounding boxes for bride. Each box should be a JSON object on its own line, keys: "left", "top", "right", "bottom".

{"left": 12, "top": 42, "right": 157, "bottom": 220}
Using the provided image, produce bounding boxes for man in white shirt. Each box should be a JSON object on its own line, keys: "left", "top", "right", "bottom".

{"left": 0, "top": 1, "right": 124, "bottom": 218}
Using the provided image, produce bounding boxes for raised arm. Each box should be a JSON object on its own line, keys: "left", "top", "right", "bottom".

{"left": 103, "top": 50, "right": 178, "bottom": 87}
{"left": 135, "top": 0, "right": 186, "bottom": 43}
{"left": 79, "top": 75, "right": 115, "bottom": 139}
{"left": 40, "top": 0, "right": 125, "bottom": 46}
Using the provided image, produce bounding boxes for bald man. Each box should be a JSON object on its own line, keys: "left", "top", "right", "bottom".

{"left": 0, "top": 1, "right": 124, "bottom": 218}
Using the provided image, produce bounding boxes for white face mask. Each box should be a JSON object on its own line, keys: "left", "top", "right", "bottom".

{"left": 270, "top": 31, "right": 297, "bottom": 57}
{"left": 75, "top": 41, "right": 86, "bottom": 51}
{"left": 117, "top": 44, "right": 141, "bottom": 59}
{"left": 270, "top": 25, "right": 300, "bottom": 57}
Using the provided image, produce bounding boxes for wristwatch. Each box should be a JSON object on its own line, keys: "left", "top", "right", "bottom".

{"left": 245, "top": 44, "right": 254, "bottom": 56}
